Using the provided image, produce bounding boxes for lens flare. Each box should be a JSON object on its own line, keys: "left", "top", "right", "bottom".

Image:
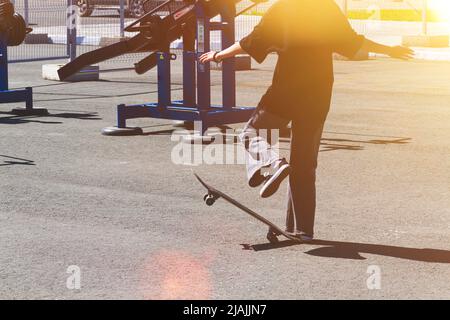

{"left": 139, "top": 250, "right": 214, "bottom": 300}
{"left": 428, "top": 0, "right": 450, "bottom": 21}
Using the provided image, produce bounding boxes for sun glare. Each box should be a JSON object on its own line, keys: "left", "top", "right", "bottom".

{"left": 428, "top": 0, "right": 450, "bottom": 21}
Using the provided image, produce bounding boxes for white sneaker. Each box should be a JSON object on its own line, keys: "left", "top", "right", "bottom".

{"left": 285, "top": 230, "right": 314, "bottom": 242}
{"left": 295, "top": 232, "right": 314, "bottom": 242}
{"left": 259, "top": 159, "right": 290, "bottom": 198}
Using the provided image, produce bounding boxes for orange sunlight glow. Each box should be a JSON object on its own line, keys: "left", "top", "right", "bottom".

{"left": 429, "top": 0, "right": 450, "bottom": 21}
{"left": 139, "top": 250, "right": 214, "bottom": 300}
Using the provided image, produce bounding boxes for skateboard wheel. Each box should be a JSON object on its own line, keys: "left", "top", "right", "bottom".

{"left": 204, "top": 195, "right": 216, "bottom": 206}
{"left": 267, "top": 232, "right": 279, "bottom": 244}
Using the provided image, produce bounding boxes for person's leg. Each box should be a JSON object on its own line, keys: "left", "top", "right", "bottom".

{"left": 240, "top": 108, "right": 290, "bottom": 187}
{"left": 240, "top": 123, "right": 279, "bottom": 186}
{"left": 286, "top": 119, "right": 324, "bottom": 237}
{"left": 285, "top": 183, "right": 295, "bottom": 233}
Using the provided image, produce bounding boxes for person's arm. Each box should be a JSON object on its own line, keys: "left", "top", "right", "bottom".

{"left": 361, "top": 38, "right": 414, "bottom": 60}
{"left": 199, "top": 42, "right": 245, "bottom": 64}
{"left": 326, "top": 0, "right": 414, "bottom": 60}
{"left": 200, "top": 1, "right": 282, "bottom": 64}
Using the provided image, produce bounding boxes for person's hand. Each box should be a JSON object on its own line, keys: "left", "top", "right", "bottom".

{"left": 387, "top": 46, "right": 415, "bottom": 60}
{"left": 199, "top": 51, "right": 220, "bottom": 64}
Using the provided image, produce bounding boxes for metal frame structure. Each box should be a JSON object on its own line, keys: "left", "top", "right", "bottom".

{"left": 109, "top": 0, "right": 256, "bottom": 136}
{"left": 7, "top": 0, "right": 73, "bottom": 64}
{"left": 58, "top": 0, "right": 268, "bottom": 136}
{"left": 0, "top": 38, "right": 47, "bottom": 115}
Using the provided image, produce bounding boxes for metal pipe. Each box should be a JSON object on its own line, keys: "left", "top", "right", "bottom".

{"left": 67, "top": 0, "right": 77, "bottom": 62}
{"left": 120, "top": 0, "right": 125, "bottom": 38}
{"left": 24, "top": 0, "right": 29, "bottom": 27}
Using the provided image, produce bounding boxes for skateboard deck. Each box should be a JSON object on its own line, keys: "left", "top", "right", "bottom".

{"left": 194, "top": 173, "right": 302, "bottom": 244}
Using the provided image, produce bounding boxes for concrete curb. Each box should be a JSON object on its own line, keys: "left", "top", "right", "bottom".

{"left": 42, "top": 64, "right": 100, "bottom": 82}
{"left": 24, "top": 33, "right": 50, "bottom": 44}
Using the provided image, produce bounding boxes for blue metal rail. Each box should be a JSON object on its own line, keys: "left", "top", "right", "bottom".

{"left": 0, "top": 38, "right": 47, "bottom": 115}
{"left": 108, "top": 0, "right": 257, "bottom": 136}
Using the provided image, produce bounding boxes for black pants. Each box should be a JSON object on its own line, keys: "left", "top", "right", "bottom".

{"left": 241, "top": 108, "right": 325, "bottom": 236}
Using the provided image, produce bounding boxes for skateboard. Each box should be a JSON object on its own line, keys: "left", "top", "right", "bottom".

{"left": 194, "top": 173, "right": 302, "bottom": 244}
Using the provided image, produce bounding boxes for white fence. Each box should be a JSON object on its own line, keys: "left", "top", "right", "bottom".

{"left": 8, "top": 0, "right": 450, "bottom": 64}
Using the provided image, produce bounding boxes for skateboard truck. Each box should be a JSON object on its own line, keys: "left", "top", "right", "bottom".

{"left": 203, "top": 192, "right": 219, "bottom": 206}
{"left": 196, "top": 172, "right": 301, "bottom": 245}
{"left": 266, "top": 228, "right": 281, "bottom": 244}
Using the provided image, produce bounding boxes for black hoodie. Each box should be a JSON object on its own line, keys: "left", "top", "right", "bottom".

{"left": 240, "top": 0, "right": 365, "bottom": 121}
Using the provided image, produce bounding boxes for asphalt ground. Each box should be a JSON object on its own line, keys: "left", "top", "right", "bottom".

{"left": 1, "top": 55, "right": 450, "bottom": 299}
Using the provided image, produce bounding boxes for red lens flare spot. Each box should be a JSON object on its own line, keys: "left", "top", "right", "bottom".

{"left": 139, "top": 250, "right": 214, "bottom": 300}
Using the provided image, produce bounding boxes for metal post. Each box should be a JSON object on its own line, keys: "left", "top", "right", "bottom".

{"left": 422, "top": 0, "right": 428, "bottom": 35}
{"left": 221, "top": 2, "right": 236, "bottom": 109}
{"left": 67, "top": 0, "right": 77, "bottom": 61}
{"left": 117, "top": 104, "right": 127, "bottom": 128}
{"left": 196, "top": 4, "right": 211, "bottom": 113}
{"left": 157, "top": 52, "right": 171, "bottom": 107}
{"left": 25, "top": 87, "right": 33, "bottom": 110}
{"left": 182, "top": 29, "right": 196, "bottom": 107}
{"left": 0, "top": 38, "right": 8, "bottom": 91}
{"left": 24, "top": 0, "right": 29, "bottom": 27}
{"left": 120, "top": 0, "right": 125, "bottom": 38}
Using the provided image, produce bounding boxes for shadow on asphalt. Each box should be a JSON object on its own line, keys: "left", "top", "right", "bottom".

{"left": 141, "top": 125, "right": 233, "bottom": 136}
{"left": 46, "top": 112, "right": 101, "bottom": 120}
{"left": 0, "top": 155, "right": 35, "bottom": 167}
{"left": 143, "top": 129, "right": 177, "bottom": 136}
{"left": 277, "top": 135, "right": 412, "bottom": 153}
{"left": 0, "top": 111, "right": 101, "bottom": 124}
{"left": 138, "top": 128, "right": 410, "bottom": 155}
{"left": 320, "top": 137, "right": 411, "bottom": 152}
{"left": 97, "top": 79, "right": 183, "bottom": 86}
{"left": 319, "top": 142, "right": 364, "bottom": 152}
{"left": 33, "top": 91, "right": 159, "bottom": 102}
{"left": 246, "top": 239, "right": 450, "bottom": 263}
{"left": 0, "top": 113, "right": 62, "bottom": 125}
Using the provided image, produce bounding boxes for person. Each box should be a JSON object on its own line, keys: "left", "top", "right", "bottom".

{"left": 199, "top": 0, "right": 413, "bottom": 241}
